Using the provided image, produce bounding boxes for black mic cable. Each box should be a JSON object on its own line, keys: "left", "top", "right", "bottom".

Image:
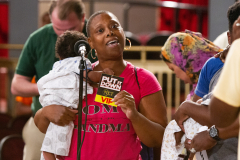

{"left": 78, "top": 60, "right": 89, "bottom": 157}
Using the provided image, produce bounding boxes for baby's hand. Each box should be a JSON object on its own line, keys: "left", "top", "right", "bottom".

{"left": 196, "top": 99, "right": 203, "bottom": 104}
{"left": 103, "top": 68, "right": 114, "bottom": 75}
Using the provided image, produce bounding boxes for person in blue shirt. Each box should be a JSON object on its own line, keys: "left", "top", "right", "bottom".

{"left": 174, "top": 2, "right": 240, "bottom": 160}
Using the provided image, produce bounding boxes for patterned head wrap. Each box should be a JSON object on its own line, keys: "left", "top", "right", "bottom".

{"left": 161, "top": 30, "right": 223, "bottom": 98}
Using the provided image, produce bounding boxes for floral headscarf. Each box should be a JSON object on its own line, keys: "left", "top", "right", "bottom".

{"left": 161, "top": 30, "right": 223, "bottom": 98}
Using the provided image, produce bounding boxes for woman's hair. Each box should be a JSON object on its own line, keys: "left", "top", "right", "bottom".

{"left": 86, "top": 10, "right": 112, "bottom": 37}
{"left": 49, "top": 0, "right": 85, "bottom": 21}
{"left": 55, "top": 30, "right": 87, "bottom": 59}
{"left": 160, "top": 30, "right": 222, "bottom": 84}
{"left": 227, "top": 2, "right": 240, "bottom": 33}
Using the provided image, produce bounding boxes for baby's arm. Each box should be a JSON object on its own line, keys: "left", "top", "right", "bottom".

{"left": 42, "top": 151, "right": 56, "bottom": 160}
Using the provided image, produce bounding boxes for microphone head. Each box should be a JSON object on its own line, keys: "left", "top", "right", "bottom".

{"left": 74, "top": 40, "right": 91, "bottom": 56}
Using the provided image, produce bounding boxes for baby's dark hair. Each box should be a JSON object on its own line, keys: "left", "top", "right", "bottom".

{"left": 55, "top": 30, "right": 87, "bottom": 59}
{"left": 227, "top": 1, "right": 240, "bottom": 33}
{"left": 86, "top": 10, "right": 110, "bottom": 37}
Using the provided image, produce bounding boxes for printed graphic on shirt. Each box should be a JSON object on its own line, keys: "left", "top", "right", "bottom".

{"left": 81, "top": 123, "right": 130, "bottom": 133}
{"left": 95, "top": 74, "right": 124, "bottom": 106}
{"left": 78, "top": 104, "right": 131, "bottom": 133}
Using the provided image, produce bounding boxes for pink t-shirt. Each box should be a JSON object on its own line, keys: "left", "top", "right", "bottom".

{"left": 63, "top": 62, "right": 162, "bottom": 160}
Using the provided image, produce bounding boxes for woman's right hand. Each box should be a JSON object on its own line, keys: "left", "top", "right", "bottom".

{"left": 42, "top": 105, "right": 78, "bottom": 126}
{"left": 214, "top": 45, "right": 230, "bottom": 63}
{"left": 174, "top": 101, "right": 190, "bottom": 132}
{"left": 103, "top": 68, "right": 114, "bottom": 75}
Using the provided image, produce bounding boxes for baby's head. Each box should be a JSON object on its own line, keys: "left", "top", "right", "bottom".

{"left": 55, "top": 30, "right": 87, "bottom": 59}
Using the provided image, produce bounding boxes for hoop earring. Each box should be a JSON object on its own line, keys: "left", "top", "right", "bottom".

{"left": 91, "top": 49, "right": 97, "bottom": 59}
{"left": 124, "top": 38, "right": 131, "bottom": 50}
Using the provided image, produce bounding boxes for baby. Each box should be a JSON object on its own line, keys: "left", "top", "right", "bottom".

{"left": 38, "top": 30, "right": 113, "bottom": 160}
{"left": 161, "top": 93, "right": 212, "bottom": 160}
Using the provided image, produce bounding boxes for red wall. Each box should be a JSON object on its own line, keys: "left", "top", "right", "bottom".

{"left": 158, "top": 0, "right": 208, "bottom": 38}
{"left": 0, "top": 4, "right": 9, "bottom": 58}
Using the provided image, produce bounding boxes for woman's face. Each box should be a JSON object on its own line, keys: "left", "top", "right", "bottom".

{"left": 88, "top": 12, "right": 125, "bottom": 61}
{"left": 165, "top": 62, "right": 192, "bottom": 84}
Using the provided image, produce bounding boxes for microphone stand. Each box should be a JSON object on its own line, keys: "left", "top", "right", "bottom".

{"left": 74, "top": 40, "right": 91, "bottom": 160}
{"left": 77, "top": 52, "right": 85, "bottom": 160}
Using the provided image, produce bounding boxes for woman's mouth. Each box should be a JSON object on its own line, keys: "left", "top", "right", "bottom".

{"left": 106, "top": 40, "right": 119, "bottom": 47}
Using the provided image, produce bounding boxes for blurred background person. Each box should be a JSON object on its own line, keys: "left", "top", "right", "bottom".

{"left": 11, "top": 1, "right": 93, "bottom": 159}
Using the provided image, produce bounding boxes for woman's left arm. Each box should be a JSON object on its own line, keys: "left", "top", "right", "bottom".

{"left": 113, "top": 90, "right": 168, "bottom": 147}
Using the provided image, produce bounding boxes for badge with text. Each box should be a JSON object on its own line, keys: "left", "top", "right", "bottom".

{"left": 95, "top": 74, "right": 124, "bottom": 107}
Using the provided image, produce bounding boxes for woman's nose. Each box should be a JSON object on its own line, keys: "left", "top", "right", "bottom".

{"left": 107, "top": 30, "right": 114, "bottom": 37}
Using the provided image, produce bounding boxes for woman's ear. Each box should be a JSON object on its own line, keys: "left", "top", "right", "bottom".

{"left": 227, "top": 31, "right": 232, "bottom": 45}
{"left": 88, "top": 37, "right": 93, "bottom": 49}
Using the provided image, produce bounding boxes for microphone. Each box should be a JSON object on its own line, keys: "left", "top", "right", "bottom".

{"left": 74, "top": 40, "right": 91, "bottom": 57}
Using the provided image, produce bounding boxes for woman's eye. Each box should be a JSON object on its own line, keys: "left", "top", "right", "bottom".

{"left": 97, "top": 29, "right": 104, "bottom": 33}
{"left": 112, "top": 24, "right": 118, "bottom": 28}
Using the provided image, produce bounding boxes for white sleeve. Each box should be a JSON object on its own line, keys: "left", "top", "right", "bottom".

{"left": 85, "top": 58, "right": 93, "bottom": 70}
{"left": 213, "top": 31, "right": 229, "bottom": 49}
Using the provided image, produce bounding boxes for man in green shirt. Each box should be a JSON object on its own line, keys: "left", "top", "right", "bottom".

{"left": 11, "top": 0, "right": 96, "bottom": 159}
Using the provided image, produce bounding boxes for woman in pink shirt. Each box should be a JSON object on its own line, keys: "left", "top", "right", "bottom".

{"left": 34, "top": 10, "right": 168, "bottom": 160}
